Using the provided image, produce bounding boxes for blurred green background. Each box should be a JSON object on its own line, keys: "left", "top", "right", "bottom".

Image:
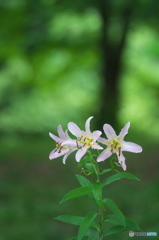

{"left": 0, "top": 0, "right": 159, "bottom": 239}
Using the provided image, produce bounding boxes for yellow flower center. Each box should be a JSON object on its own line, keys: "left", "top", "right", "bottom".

{"left": 55, "top": 142, "right": 69, "bottom": 153}
{"left": 106, "top": 138, "right": 123, "bottom": 156}
{"left": 78, "top": 136, "right": 93, "bottom": 148}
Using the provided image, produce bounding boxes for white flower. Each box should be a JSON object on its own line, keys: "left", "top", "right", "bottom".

{"left": 97, "top": 122, "right": 142, "bottom": 171}
{"left": 67, "top": 116, "right": 103, "bottom": 162}
{"left": 49, "top": 125, "right": 77, "bottom": 164}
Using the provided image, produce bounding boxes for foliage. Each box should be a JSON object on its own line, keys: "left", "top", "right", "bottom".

{"left": 55, "top": 154, "right": 141, "bottom": 239}
{"left": 0, "top": 1, "right": 159, "bottom": 239}
{"left": 1, "top": 138, "right": 159, "bottom": 240}
{"left": 0, "top": 1, "right": 159, "bottom": 136}
{"left": 50, "top": 116, "right": 143, "bottom": 239}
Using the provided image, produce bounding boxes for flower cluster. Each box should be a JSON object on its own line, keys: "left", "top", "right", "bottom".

{"left": 49, "top": 117, "right": 142, "bottom": 171}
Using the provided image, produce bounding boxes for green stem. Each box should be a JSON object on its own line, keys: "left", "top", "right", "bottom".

{"left": 88, "top": 151, "right": 104, "bottom": 240}
{"left": 87, "top": 151, "right": 99, "bottom": 181}
{"left": 98, "top": 178, "right": 104, "bottom": 240}
{"left": 99, "top": 207, "right": 104, "bottom": 240}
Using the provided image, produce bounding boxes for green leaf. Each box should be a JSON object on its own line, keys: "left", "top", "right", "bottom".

{"left": 60, "top": 187, "right": 92, "bottom": 204}
{"left": 102, "top": 172, "right": 139, "bottom": 187}
{"left": 104, "top": 214, "right": 141, "bottom": 231}
{"left": 76, "top": 175, "right": 94, "bottom": 200}
{"left": 100, "top": 169, "right": 112, "bottom": 174}
{"left": 85, "top": 163, "right": 96, "bottom": 173}
{"left": 102, "top": 225, "right": 132, "bottom": 236}
{"left": 125, "top": 217, "right": 141, "bottom": 231}
{"left": 77, "top": 212, "right": 98, "bottom": 240}
{"left": 55, "top": 215, "right": 84, "bottom": 225}
{"left": 86, "top": 229, "right": 99, "bottom": 240}
{"left": 80, "top": 170, "right": 92, "bottom": 175}
{"left": 104, "top": 214, "right": 121, "bottom": 225}
{"left": 76, "top": 175, "right": 92, "bottom": 188}
{"left": 102, "top": 218, "right": 141, "bottom": 236}
{"left": 92, "top": 182, "right": 104, "bottom": 209}
{"left": 104, "top": 198, "right": 125, "bottom": 226}
{"left": 68, "top": 237, "right": 89, "bottom": 240}
{"left": 78, "top": 156, "right": 90, "bottom": 170}
{"left": 55, "top": 214, "right": 98, "bottom": 229}
{"left": 100, "top": 169, "right": 119, "bottom": 175}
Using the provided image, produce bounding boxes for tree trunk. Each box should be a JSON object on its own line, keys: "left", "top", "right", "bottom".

{"left": 96, "top": 0, "right": 134, "bottom": 130}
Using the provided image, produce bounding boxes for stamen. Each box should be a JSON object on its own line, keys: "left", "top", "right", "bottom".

{"left": 114, "top": 142, "right": 117, "bottom": 149}
{"left": 54, "top": 147, "right": 58, "bottom": 153}
{"left": 76, "top": 140, "right": 79, "bottom": 148}
{"left": 58, "top": 146, "right": 63, "bottom": 153}
{"left": 56, "top": 142, "right": 62, "bottom": 147}
{"left": 111, "top": 145, "right": 114, "bottom": 153}
{"left": 118, "top": 147, "right": 121, "bottom": 156}
{"left": 54, "top": 142, "right": 62, "bottom": 152}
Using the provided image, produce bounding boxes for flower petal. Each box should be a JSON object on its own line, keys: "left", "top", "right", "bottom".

{"left": 118, "top": 152, "right": 126, "bottom": 171}
{"left": 91, "top": 144, "right": 103, "bottom": 150}
{"left": 61, "top": 139, "right": 77, "bottom": 146}
{"left": 75, "top": 147, "right": 87, "bottom": 162}
{"left": 103, "top": 124, "right": 117, "bottom": 139}
{"left": 49, "top": 149, "right": 68, "bottom": 160}
{"left": 85, "top": 116, "right": 93, "bottom": 133}
{"left": 119, "top": 122, "right": 130, "bottom": 140}
{"left": 49, "top": 132, "right": 61, "bottom": 142}
{"left": 122, "top": 141, "right": 142, "bottom": 153}
{"left": 65, "top": 129, "right": 71, "bottom": 139}
{"left": 62, "top": 150, "right": 73, "bottom": 164}
{"left": 98, "top": 137, "right": 107, "bottom": 145}
{"left": 68, "top": 122, "right": 82, "bottom": 137}
{"left": 97, "top": 148, "right": 112, "bottom": 162}
{"left": 92, "top": 130, "right": 102, "bottom": 141}
{"left": 57, "top": 125, "right": 67, "bottom": 140}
